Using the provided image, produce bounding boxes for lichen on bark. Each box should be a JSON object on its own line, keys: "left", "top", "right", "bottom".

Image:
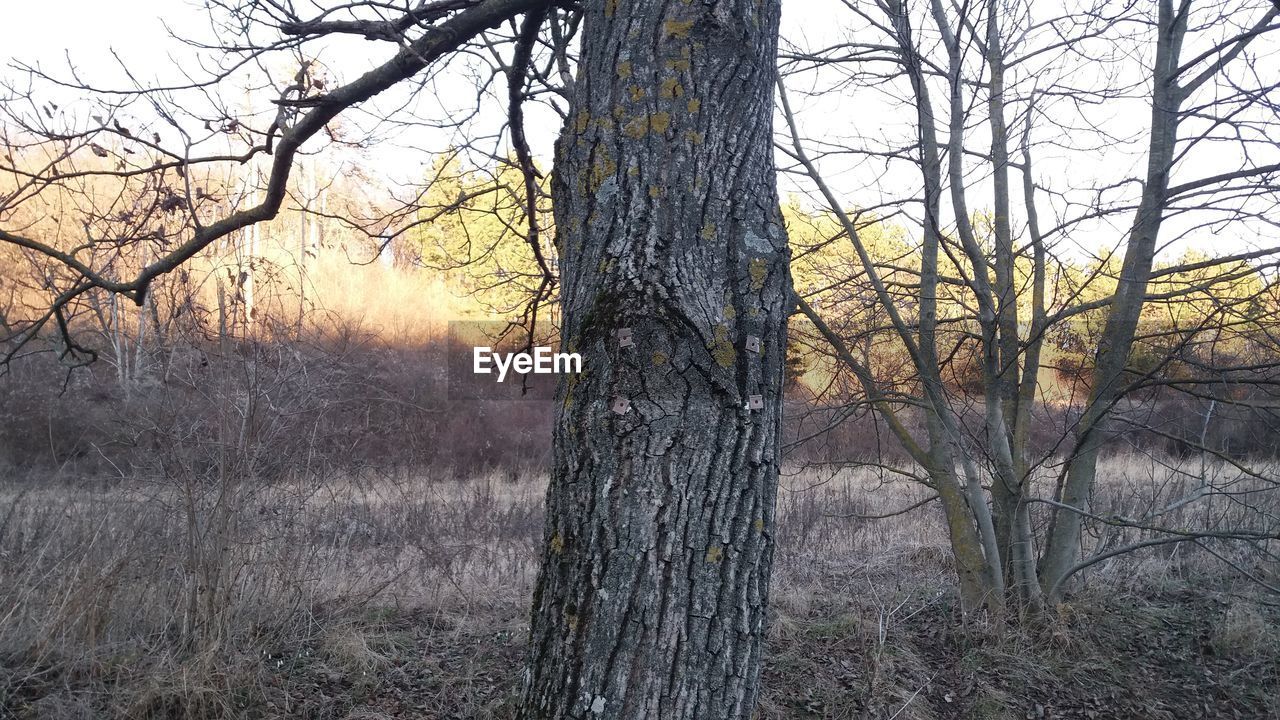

{"left": 520, "top": 1, "right": 790, "bottom": 718}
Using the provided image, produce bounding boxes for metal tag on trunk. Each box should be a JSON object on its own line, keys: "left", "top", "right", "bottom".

{"left": 616, "top": 328, "right": 634, "bottom": 348}
{"left": 748, "top": 394, "right": 764, "bottom": 410}
{"left": 611, "top": 396, "right": 631, "bottom": 414}
{"left": 745, "top": 335, "right": 761, "bottom": 353}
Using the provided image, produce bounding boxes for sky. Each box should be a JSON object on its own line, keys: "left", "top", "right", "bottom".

{"left": 0, "top": 0, "right": 846, "bottom": 169}
{"left": 2, "top": 0, "right": 1278, "bottom": 265}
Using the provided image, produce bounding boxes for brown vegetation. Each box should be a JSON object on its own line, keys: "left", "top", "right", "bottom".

{"left": 1, "top": 463, "right": 1274, "bottom": 719}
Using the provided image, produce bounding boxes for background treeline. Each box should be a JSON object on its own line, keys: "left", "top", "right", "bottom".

{"left": 3, "top": 158, "right": 1279, "bottom": 480}
{"left": 784, "top": 202, "right": 1280, "bottom": 464}
{"left": 0, "top": 155, "right": 557, "bottom": 482}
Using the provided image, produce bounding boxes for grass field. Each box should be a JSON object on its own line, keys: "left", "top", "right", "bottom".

{"left": 1, "top": 457, "right": 1276, "bottom": 719}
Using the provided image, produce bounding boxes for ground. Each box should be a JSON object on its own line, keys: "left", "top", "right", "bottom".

{"left": 17, "top": 580, "right": 1266, "bottom": 720}
{"left": 1, "top": 464, "right": 1277, "bottom": 719}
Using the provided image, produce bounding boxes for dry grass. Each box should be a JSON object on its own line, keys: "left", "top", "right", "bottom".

{"left": 1, "top": 458, "right": 1276, "bottom": 719}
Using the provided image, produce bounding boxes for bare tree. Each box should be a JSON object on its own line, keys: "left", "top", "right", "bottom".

{"left": 780, "top": 0, "right": 1280, "bottom": 613}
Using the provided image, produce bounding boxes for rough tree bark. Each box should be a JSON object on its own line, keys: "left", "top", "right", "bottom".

{"left": 519, "top": 0, "right": 790, "bottom": 717}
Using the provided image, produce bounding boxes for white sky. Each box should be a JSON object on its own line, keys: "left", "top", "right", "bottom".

{"left": 0, "top": 0, "right": 839, "bottom": 166}
{"left": 2, "top": 0, "right": 1277, "bottom": 264}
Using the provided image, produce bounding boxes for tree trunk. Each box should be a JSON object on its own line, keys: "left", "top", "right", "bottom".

{"left": 1039, "top": 0, "right": 1188, "bottom": 602}
{"left": 520, "top": 1, "right": 790, "bottom": 718}
{"left": 932, "top": 457, "right": 1003, "bottom": 614}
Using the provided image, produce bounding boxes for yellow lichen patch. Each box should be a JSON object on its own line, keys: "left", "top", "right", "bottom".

{"left": 617, "top": 60, "right": 632, "bottom": 79}
{"left": 563, "top": 370, "right": 578, "bottom": 408}
{"left": 723, "top": 305, "right": 736, "bottom": 320}
{"left": 623, "top": 116, "right": 649, "bottom": 139}
{"left": 622, "top": 113, "right": 672, "bottom": 139}
{"left": 628, "top": 165, "right": 639, "bottom": 177}
{"left": 705, "top": 546, "right": 723, "bottom": 563}
{"left": 628, "top": 85, "right": 645, "bottom": 102}
{"left": 648, "top": 185, "right": 663, "bottom": 199}
{"left": 660, "top": 78, "right": 684, "bottom": 98}
{"left": 753, "top": 518, "right": 765, "bottom": 533}
{"left": 709, "top": 325, "right": 736, "bottom": 368}
{"left": 566, "top": 612, "right": 579, "bottom": 632}
{"left": 588, "top": 152, "right": 617, "bottom": 192}
{"left": 687, "top": 98, "right": 702, "bottom": 113}
{"left": 701, "top": 221, "right": 716, "bottom": 240}
{"left": 684, "top": 130, "right": 704, "bottom": 145}
{"left": 749, "top": 257, "right": 769, "bottom": 290}
{"left": 550, "top": 531, "right": 565, "bottom": 554}
{"left": 574, "top": 111, "right": 590, "bottom": 134}
{"left": 666, "top": 47, "right": 692, "bottom": 72}
{"left": 652, "top": 351, "right": 668, "bottom": 366}
{"left": 605, "top": 0, "right": 618, "bottom": 18}
{"left": 664, "top": 19, "right": 694, "bottom": 38}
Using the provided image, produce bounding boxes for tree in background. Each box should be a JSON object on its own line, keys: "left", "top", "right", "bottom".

{"left": 780, "top": 0, "right": 1280, "bottom": 613}
{"left": 410, "top": 154, "right": 558, "bottom": 320}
